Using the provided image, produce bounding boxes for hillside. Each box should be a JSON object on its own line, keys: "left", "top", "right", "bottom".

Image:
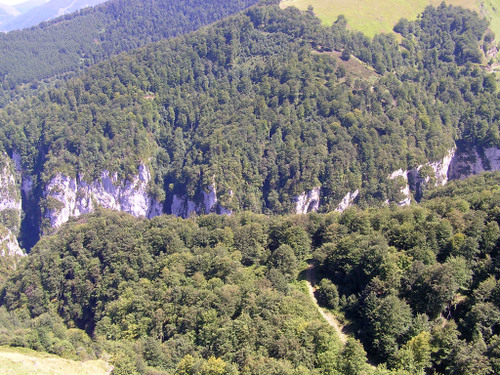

{"left": 0, "top": 2, "right": 498, "bottom": 373}
{"left": 280, "top": 0, "right": 500, "bottom": 38}
{"left": 0, "top": 0, "right": 259, "bottom": 93}
{"left": 0, "top": 3, "right": 497, "bottom": 250}
{"left": 1, "top": 172, "right": 498, "bottom": 374}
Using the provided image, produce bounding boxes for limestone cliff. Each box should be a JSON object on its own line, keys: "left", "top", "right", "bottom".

{"left": 449, "top": 146, "right": 500, "bottom": 180}
{"left": 44, "top": 165, "right": 162, "bottom": 230}
{"left": 2, "top": 142, "right": 500, "bottom": 248}
{"left": 389, "top": 169, "right": 412, "bottom": 206}
{"left": 389, "top": 145, "right": 500, "bottom": 205}
{"left": 170, "top": 184, "right": 232, "bottom": 218}
{"left": 335, "top": 190, "right": 359, "bottom": 212}
{"left": 295, "top": 187, "right": 320, "bottom": 214}
{"left": 0, "top": 153, "right": 22, "bottom": 233}
{"left": 12, "top": 151, "right": 33, "bottom": 199}
{"left": 0, "top": 224, "right": 23, "bottom": 257}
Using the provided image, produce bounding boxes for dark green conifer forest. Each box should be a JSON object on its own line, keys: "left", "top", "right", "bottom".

{"left": 0, "top": 0, "right": 259, "bottom": 101}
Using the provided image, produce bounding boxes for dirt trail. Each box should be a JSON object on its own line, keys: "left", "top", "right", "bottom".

{"left": 306, "top": 264, "right": 348, "bottom": 344}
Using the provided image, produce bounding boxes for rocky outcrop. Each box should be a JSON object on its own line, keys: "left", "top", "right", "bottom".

{"left": 0, "top": 225, "right": 24, "bottom": 257}
{"left": 449, "top": 146, "right": 500, "bottom": 180}
{"left": 426, "top": 147, "right": 456, "bottom": 186}
{"left": 12, "top": 151, "right": 33, "bottom": 198}
{"left": 0, "top": 153, "right": 22, "bottom": 234}
{"left": 389, "top": 146, "right": 500, "bottom": 205}
{"left": 44, "top": 165, "right": 162, "bottom": 229}
{"left": 335, "top": 189, "right": 359, "bottom": 212}
{"left": 170, "top": 183, "right": 232, "bottom": 218}
{"left": 388, "top": 148, "right": 457, "bottom": 206}
{"left": 0, "top": 155, "right": 21, "bottom": 213}
{"left": 388, "top": 169, "right": 412, "bottom": 206}
{"left": 295, "top": 187, "right": 320, "bottom": 214}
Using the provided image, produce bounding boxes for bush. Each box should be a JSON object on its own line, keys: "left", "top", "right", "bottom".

{"left": 318, "top": 278, "right": 339, "bottom": 309}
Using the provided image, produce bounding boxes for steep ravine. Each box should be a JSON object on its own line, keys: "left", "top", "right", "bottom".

{"left": 0, "top": 143, "right": 499, "bottom": 253}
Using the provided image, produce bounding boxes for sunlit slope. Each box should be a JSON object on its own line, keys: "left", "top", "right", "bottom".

{"left": 0, "top": 347, "right": 112, "bottom": 375}
{"left": 280, "top": 0, "right": 500, "bottom": 37}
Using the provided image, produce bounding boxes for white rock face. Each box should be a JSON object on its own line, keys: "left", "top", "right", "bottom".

{"left": 485, "top": 147, "right": 500, "bottom": 170}
{"left": 44, "top": 165, "right": 162, "bottom": 229}
{"left": 0, "top": 225, "right": 24, "bottom": 257}
{"left": 398, "top": 185, "right": 412, "bottom": 206}
{"left": 0, "top": 155, "right": 21, "bottom": 213}
{"left": 449, "top": 146, "right": 500, "bottom": 180}
{"left": 295, "top": 187, "right": 320, "bottom": 214}
{"left": 428, "top": 147, "right": 456, "bottom": 186}
{"left": 203, "top": 185, "right": 218, "bottom": 213}
{"left": 12, "top": 151, "right": 33, "bottom": 198}
{"left": 170, "top": 183, "right": 231, "bottom": 218}
{"left": 388, "top": 169, "right": 412, "bottom": 206}
{"left": 335, "top": 189, "right": 359, "bottom": 212}
{"left": 389, "top": 146, "right": 500, "bottom": 205}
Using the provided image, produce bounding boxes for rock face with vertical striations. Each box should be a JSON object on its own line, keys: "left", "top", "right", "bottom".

{"left": 388, "top": 145, "right": 500, "bottom": 206}
{"left": 0, "top": 224, "right": 24, "bottom": 257}
{"left": 0, "top": 153, "right": 22, "bottom": 235}
{"left": 388, "top": 168, "right": 412, "bottom": 206}
{"left": 295, "top": 187, "right": 321, "bottom": 214}
{"left": 0, "top": 154, "right": 21, "bottom": 213}
{"left": 170, "top": 183, "right": 232, "bottom": 218}
{"left": 6, "top": 143, "right": 500, "bottom": 245}
{"left": 449, "top": 146, "right": 500, "bottom": 180}
{"left": 335, "top": 189, "right": 359, "bottom": 212}
{"left": 389, "top": 148, "right": 457, "bottom": 206}
{"left": 44, "top": 164, "right": 162, "bottom": 230}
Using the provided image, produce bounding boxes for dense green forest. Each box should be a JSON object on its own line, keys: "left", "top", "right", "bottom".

{"left": 0, "top": 2, "right": 499, "bottom": 373}
{"left": 0, "top": 3, "right": 498, "bottom": 245}
{"left": 0, "top": 172, "right": 498, "bottom": 374}
{"left": 0, "top": 0, "right": 259, "bottom": 99}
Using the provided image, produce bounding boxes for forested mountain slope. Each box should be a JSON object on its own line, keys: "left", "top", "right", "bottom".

{"left": 0, "top": 209, "right": 371, "bottom": 374}
{"left": 1, "top": 172, "right": 498, "bottom": 374}
{"left": 0, "top": 3, "right": 498, "bottom": 249}
{"left": 0, "top": 0, "right": 259, "bottom": 91}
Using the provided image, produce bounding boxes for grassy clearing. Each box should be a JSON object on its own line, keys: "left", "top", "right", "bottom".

{"left": 479, "top": 0, "right": 500, "bottom": 39}
{"left": 0, "top": 346, "right": 112, "bottom": 375}
{"left": 280, "top": 0, "right": 499, "bottom": 38}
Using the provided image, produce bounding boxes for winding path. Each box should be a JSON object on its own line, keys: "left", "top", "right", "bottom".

{"left": 306, "top": 264, "right": 348, "bottom": 344}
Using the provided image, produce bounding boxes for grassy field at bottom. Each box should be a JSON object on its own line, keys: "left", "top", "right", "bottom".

{"left": 0, "top": 346, "right": 112, "bottom": 375}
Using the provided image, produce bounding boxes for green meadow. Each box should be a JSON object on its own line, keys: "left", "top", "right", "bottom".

{"left": 0, "top": 347, "right": 112, "bottom": 375}
{"left": 280, "top": 0, "right": 500, "bottom": 38}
